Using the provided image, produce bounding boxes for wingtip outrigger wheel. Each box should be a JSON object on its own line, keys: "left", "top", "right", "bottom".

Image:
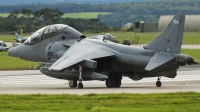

{"left": 156, "top": 76, "right": 162, "bottom": 87}
{"left": 78, "top": 65, "right": 83, "bottom": 89}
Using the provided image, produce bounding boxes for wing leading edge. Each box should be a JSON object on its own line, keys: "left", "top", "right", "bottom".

{"left": 49, "top": 40, "right": 115, "bottom": 71}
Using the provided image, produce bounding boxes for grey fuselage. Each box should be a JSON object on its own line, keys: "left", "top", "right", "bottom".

{"left": 84, "top": 39, "right": 178, "bottom": 74}
{"left": 9, "top": 36, "right": 178, "bottom": 75}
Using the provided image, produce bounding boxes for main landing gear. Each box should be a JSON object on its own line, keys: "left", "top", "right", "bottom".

{"left": 106, "top": 73, "right": 122, "bottom": 88}
{"left": 78, "top": 66, "right": 83, "bottom": 89}
{"left": 69, "top": 80, "right": 77, "bottom": 88}
{"left": 156, "top": 76, "right": 162, "bottom": 87}
{"left": 69, "top": 66, "right": 83, "bottom": 89}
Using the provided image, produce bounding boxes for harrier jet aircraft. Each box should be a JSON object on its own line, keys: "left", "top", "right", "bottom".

{"left": 14, "top": 32, "right": 28, "bottom": 43}
{"left": 88, "top": 33, "right": 119, "bottom": 43}
{"left": 8, "top": 11, "right": 197, "bottom": 89}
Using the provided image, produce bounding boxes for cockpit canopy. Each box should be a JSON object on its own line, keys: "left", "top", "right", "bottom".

{"left": 24, "top": 24, "right": 80, "bottom": 44}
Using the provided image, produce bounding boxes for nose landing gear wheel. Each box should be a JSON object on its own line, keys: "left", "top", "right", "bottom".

{"left": 156, "top": 76, "right": 162, "bottom": 87}
{"left": 156, "top": 81, "right": 161, "bottom": 87}
{"left": 78, "top": 83, "right": 83, "bottom": 89}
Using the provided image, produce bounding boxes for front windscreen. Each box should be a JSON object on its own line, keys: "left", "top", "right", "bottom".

{"left": 24, "top": 24, "right": 67, "bottom": 44}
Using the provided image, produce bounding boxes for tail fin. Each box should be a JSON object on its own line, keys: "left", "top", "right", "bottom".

{"left": 14, "top": 32, "right": 23, "bottom": 42}
{"left": 144, "top": 11, "right": 185, "bottom": 54}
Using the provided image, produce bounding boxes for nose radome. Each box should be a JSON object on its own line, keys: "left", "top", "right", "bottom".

{"left": 8, "top": 46, "right": 19, "bottom": 57}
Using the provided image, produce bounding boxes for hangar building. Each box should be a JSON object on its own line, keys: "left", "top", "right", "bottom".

{"left": 158, "top": 15, "right": 200, "bottom": 32}
{"left": 134, "top": 21, "right": 158, "bottom": 32}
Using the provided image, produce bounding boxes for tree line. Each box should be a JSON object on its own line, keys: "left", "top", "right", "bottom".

{"left": 1, "top": 8, "right": 64, "bottom": 32}
{"left": 0, "top": 8, "right": 109, "bottom": 33}
{"left": 1, "top": 2, "right": 200, "bottom": 27}
{"left": 1, "top": 1, "right": 200, "bottom": 32}
{"left": 1, "top": 2, "right": 200, "bottom": 14}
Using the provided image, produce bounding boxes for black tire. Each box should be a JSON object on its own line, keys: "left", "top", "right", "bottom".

{"left": 106, "top": 79, "right": 114, "bottom": 88}
{"left": 78, "top": 83, "right": 83, "bottom": 89}
{"left": 156, "top": 81, "right": 162, "bottom": 87}
{"left": 69, "top": 80, "right": 77, "bottom": 88}
{"left": 114, "top": 76, "right": 121, "bottom": 88}
{"left": 4, "top": 48, "right": 8, "bottom": 52}
{"left": 106, "top": 74, "right": 122, "bottom": 88}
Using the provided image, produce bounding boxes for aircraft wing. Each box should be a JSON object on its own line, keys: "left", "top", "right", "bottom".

{"left": 49, "top": 40, "right": 115, "bottom": 71}
{"left": 145, "top": 52, "right": 175, "bottom": 71}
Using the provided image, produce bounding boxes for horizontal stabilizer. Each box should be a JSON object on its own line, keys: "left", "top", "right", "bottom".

{"left": 145, "top": 53, "right": 175, "bottom": 71}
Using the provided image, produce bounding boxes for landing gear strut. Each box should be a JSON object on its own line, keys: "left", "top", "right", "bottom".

{"left": 156, "top": 76, "right": 162, "bottom": 87}
{"left": 106, "top": 73, "right": 122, "bottom": 88}
{"left": 78, "top": 66, "right": 83, "bottom": 89}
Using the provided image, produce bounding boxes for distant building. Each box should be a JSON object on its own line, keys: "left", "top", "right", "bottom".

{"left": 158, "top": 15, "right": 200, "bottom": 32}
{"left": 123, "top": 23, "right": 134, "bottom": 28}
{"left": 134, "top": 21, "right": 158, "bottom": 32}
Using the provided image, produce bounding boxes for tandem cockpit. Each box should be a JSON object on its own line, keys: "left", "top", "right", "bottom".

{"left": 8, "top": 24, "right": 85, "bottom": 62}
{"left": 24, "top": 24, "right": 84, "bottom": 45}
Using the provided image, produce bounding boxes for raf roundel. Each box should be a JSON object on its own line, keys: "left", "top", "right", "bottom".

{"left": 48, "top": 51, "right": 54, "bottom": 57}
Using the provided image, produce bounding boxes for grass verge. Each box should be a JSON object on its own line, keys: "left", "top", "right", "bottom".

{"left": 103, "top": 32, "right": 200, "bottom": 44}
{"left": 181, "top": 49, "right": 200, "bottom": 62}
{"left": 0, "top": 52, "right": 38, "bottom": 70}
{"left": 0, "top": 12, "right": 111, "bottom": 19}
{"left": 1, "top": 32, "right": 200, "bottom": 44}
{"left": 86, "top": 31, "right": 200, "bottom": 44}
{"left": 62, "top": 12, "right": 111, "bottom": 18}
{"left": 0, "top": 92, "right": 199, "bottom": 111}
{"left": 0, "top": 33, "right": 30, "bottom": 42}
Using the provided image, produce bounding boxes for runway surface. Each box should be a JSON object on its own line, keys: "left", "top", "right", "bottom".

{"left": 132, "top": 44, "right": 200, "bottom": 49}
{"left": 0, "top": 69, "right": 200, "bottom": 95}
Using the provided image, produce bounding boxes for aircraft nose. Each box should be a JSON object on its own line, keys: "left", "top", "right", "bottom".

{"left": 8, "top": 46, "right": 18, "bottom": 57}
